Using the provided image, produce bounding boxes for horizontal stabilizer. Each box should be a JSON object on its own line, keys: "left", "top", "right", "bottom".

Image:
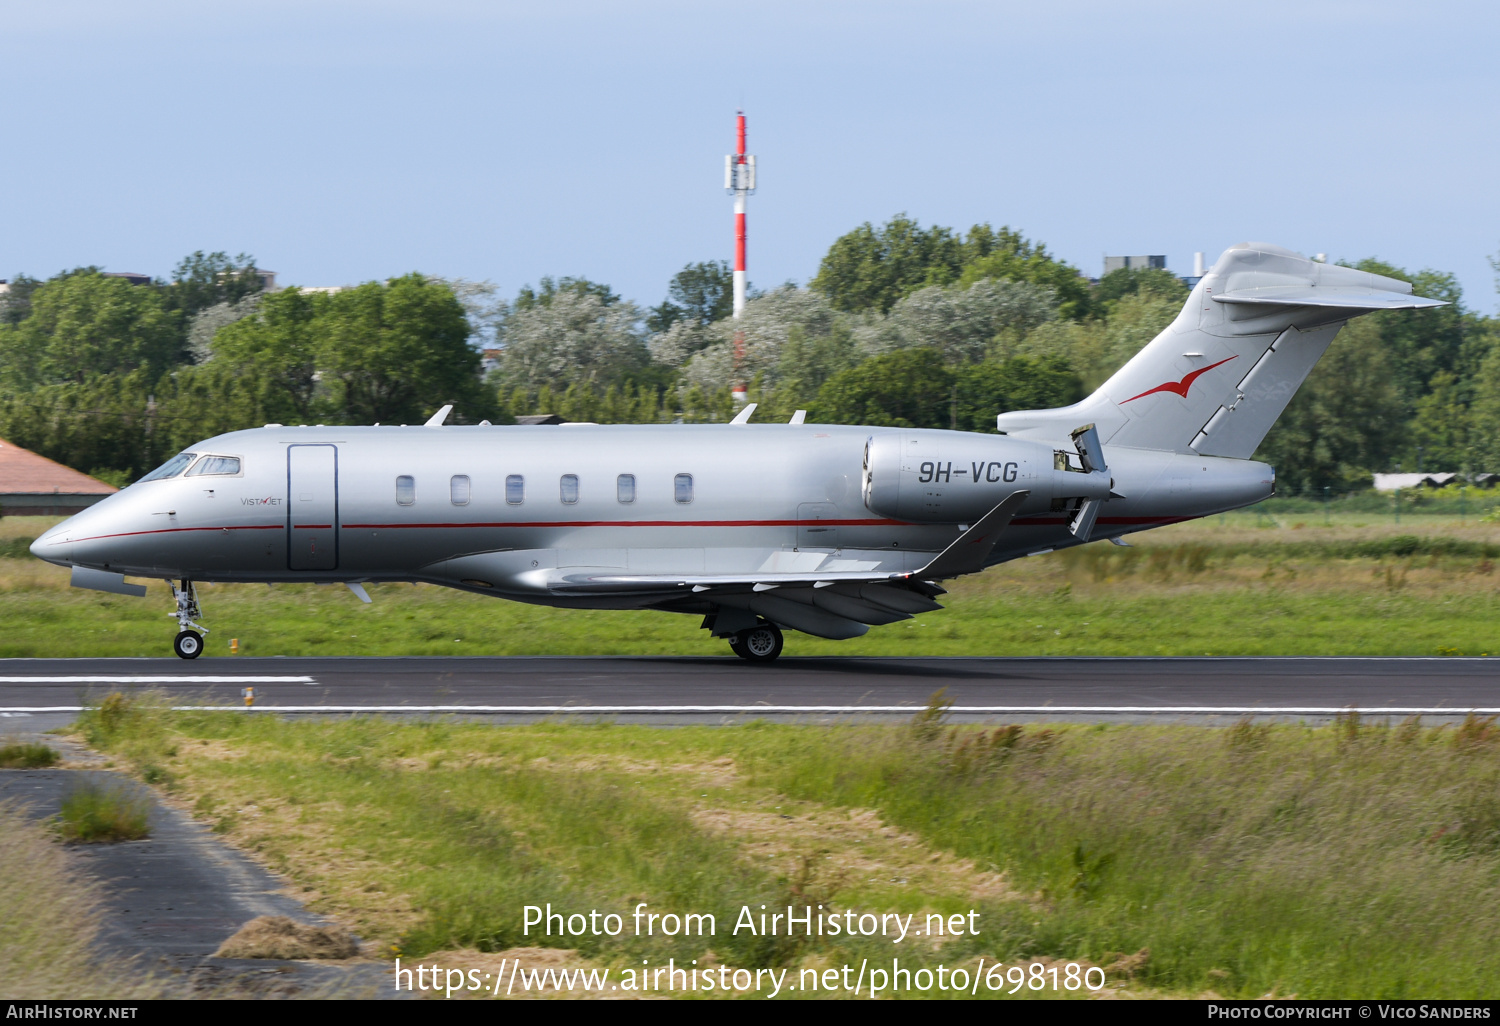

{"left": 1213, "top": 286, "right": 1447, "bottom": 311}
{"left": 71, "top": 566, "right": 147, "bottom": 598}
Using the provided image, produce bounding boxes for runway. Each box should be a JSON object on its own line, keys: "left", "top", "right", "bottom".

{"left": 2, "top": 656, "right": 1500, "bottom": 724}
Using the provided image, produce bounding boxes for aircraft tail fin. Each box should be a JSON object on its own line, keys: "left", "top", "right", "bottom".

{"left": 995, "top": 243, "right": 1445, "bottom": 457}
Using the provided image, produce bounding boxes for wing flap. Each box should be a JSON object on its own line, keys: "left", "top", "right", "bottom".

{"left": 548, "top": 568, "right": 904, "bottom": 595}
{"left": 712, "top": 589, "right": 870, "bottom": 639}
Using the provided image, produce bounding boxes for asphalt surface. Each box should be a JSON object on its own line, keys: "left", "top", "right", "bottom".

{"left": 1, "top": 743, "right": 395, "bottom": 996}
{"left": 3, "top": 655, "right": 1500, "bottom": 722}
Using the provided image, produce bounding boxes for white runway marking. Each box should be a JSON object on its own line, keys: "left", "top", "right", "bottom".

{"left": 0, "top": 676, "right": 315, "bottom": 683}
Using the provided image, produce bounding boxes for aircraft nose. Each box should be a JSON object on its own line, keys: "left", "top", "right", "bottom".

{"left": 30, "top": 521, "right": 73, "bottom": 566}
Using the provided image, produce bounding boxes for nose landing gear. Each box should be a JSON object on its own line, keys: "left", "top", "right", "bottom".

{"left": 170, "top": 580, "right": 208, "bottom": 660}
{"left": 730, "top": 622, "right": 783, "bottom": 663}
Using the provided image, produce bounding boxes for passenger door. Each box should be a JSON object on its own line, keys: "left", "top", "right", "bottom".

{"left": 287, "top": 444, "right": 338, "bottom": 570}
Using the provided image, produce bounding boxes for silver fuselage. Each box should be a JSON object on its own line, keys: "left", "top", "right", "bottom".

{"left": 31, "top": 422, "right": 1272, "bottom": 611}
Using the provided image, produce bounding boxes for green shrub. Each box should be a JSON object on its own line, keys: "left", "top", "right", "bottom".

{"left": 0, "top": 537, "right": 37, "bottom": 559}
{"left": 0, "top": 742, "right": 59, "bottom": 768}
{"left": 54, "top": 780, "right": 151, "bottom": 843}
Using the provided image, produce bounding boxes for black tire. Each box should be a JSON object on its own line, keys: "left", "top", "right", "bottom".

{"left": 735, "top": 623, "right": 783, "bottom": 663}
{"left": 173, "top": 630, "right": 203, "bottom": 660}
{"left": 729, "top": 636, "right": 748, "bottom": 659}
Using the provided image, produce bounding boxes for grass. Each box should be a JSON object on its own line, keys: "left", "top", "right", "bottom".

{"left": 0, "top": 801, "right": 171, "bottom": 998}
{"left": 76, "top": 693, "right": 1500, "bottom": 999}
{"left": 5, "top": 512, "right": 1500, "bottom": 657}
{"left": 0, "top": 741, "right": 59, "bottom": 768}
{"left": 54, "top": 779, "right": 152, "bottom": 843}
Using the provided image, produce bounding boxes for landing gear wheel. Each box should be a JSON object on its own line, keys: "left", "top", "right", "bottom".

{"left": 733, "top": 623, "right": 783, "bottom": 663}
{"left": 173, "top": 630, "right": 203, "bottom": 660}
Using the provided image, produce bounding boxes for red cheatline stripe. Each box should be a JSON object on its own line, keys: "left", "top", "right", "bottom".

{"left": 292, "top": 524, "right": 332, "bottom": 529}
{"left": 60, "top": 515, "right": 1196, "bottom": 545}
{"left": 58, "top": 524, "right": 282, "bottom": 544}
{"left": 58, "top": 519, "right": 909, "bottom": 544}
{"left": 1015, "top": 516, "right": 1196, "bottom": 527}
{"left": 344, "top": 518, "right": 907, "bottom": 529}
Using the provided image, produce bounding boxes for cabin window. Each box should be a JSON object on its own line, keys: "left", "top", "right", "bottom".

{"left": 617, "top": 474, "right": 635, "bottom": 503}
{"left": 395, "top": 476, "right": 415, "bottom": 505}
{"left": 560, "top": 474, "right": 579, "bottom": 504}
{"left": 186, "top": 455, "right": 241, "bottom": 477}
{"left": 505, "top": 474, "right": 524, "bottom": 505}
{"left": 674, "top": 473, "right": 693, "bottom": 504}
{"left": 450, "top": 475, "right": 470, "bottom": 506}
{"left": 138, "top": 452, "right": 196, "bottom": 482}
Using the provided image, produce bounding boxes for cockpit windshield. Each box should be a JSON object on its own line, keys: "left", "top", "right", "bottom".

{"left": 186, "top": 455, "right": 242, "bottom": 477}
{"left": 137, "top": 452, "right": 197, "bottom": 483}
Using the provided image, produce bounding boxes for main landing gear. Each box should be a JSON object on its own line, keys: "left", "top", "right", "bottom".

{"left": 170, "top": 579, "right": 208, "bottom": 660}
{"left": 729, "top": 622, "right": 783, "bottom": 663}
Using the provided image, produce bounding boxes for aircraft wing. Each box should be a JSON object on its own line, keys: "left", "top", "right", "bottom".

{"left": 547, "top": 569, "right": 944, "bottom": 640}
{"left": 548, "top": 489, "right": 1031, "bottom": 596}
{"left": 540, "top": 491, "right": 1031, "bottom": 641}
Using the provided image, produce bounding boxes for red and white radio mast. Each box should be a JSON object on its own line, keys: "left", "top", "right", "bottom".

{"left": 725, "top": 110, "right": 756, "bottom": 405}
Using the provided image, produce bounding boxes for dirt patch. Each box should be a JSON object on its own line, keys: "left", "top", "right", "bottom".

{"left": 692, "top": 804, "right": 1018, "bottom": 904}
{"left": 531, "top": 753, "right": 740, "bottom": 788}
{"left": 214, "top": 915, "right": 359, "bottom": 960}
{"left": 187, "top": 739, "right": 244, "bottom": 762}
{"left": 387, "top": 753, "right": 521, "bottom": 773}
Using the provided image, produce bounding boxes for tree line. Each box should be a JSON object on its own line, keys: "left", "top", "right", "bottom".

{"left": 0, "top": 217, "right": 1489, "bottom": 493}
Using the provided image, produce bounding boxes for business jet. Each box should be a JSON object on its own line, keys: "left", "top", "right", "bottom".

{"left": 31, "top": 243, "right": 1442, "bottom": 660}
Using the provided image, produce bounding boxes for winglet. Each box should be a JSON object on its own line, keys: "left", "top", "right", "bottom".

{"left": 424, "top": 405, "right": 453, "bottom": 427}
{"left": 729, "top": 403, "right": 757, "bottom": 425}
{"left": 915, "top": 490, "right": 1030, "bottom": 579}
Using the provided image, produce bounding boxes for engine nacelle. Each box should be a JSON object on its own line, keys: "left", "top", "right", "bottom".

{"left": 862, "top": 429, "right": 1108, "bottom": 524}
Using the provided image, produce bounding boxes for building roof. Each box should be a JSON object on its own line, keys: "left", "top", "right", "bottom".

{"left": 1372, "top": 472, "right": 1457, "bottom": 492}
{"left": 0, "top": 438, "right": 118, "bottom": 495}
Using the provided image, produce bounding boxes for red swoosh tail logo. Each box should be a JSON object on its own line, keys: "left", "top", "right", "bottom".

{"left": 1121, "top": 355, "right": 1237, "bottom": 404}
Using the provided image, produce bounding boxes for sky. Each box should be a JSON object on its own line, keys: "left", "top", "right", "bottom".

{"left": 2, "top": 0, "right": 1497, "bottom": 311}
